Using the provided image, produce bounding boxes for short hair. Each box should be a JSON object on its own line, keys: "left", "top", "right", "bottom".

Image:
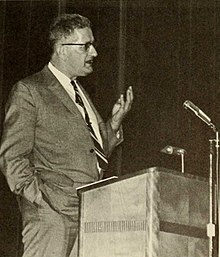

{"left": 49, "top": 14, "right": 91, "bottom": 48}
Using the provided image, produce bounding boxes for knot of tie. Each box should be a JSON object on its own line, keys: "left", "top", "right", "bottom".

{"left": 71, "top": 80, "right": 84, "bottom": 108}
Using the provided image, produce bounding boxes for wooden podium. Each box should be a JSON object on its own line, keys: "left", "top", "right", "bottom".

{"left": 77, "top": 167, "right": 209, "bottom": 257}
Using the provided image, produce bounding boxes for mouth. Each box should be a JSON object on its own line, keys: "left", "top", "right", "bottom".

{"left": 85, "top": 59, "right": 93, "bottom": 65}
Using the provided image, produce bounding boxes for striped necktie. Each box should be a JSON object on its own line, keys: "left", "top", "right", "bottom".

{"left": 71, "top": 80, "right": 108, "bottom": 171}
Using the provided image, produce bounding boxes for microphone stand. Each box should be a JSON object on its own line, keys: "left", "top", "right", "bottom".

{"left": 215, "top": 129, "right": 219, "bottom": 257}
{"left": 180, "top": 152, "right": 185, "bottom": 174}
{"left": 183, "top": 100, "right": 218, "bottom": 256}
{"left": 208, "top": 124, "right": 219, "bottom": 257}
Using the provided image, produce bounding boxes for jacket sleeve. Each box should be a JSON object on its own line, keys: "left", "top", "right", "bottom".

{"left": 0, "top": 82, "right": 41, "bottom": 203}
{"left": 98, "top": 118, "right": 123, "bottom": 158}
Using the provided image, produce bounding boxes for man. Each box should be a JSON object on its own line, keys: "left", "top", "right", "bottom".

{"left": 0, "top": 13, "right": 133, "bottom": 257}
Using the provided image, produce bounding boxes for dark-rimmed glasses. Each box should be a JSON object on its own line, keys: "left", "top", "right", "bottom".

{"left": 61, "top": 42, "right": 96, "bottom": 52}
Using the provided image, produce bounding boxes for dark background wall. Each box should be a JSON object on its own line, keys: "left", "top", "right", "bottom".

{"left": 121, "top": 1, "right": 220, "bottom": 177}
{"left": 1, "top": 0, "right": 220, "bottom": 256}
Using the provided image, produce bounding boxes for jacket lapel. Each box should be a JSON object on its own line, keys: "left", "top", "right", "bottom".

{"left": 42, "top": 66, "right": 82, "bottom": 118}
{"left": 42, "top": 66, "right": 108, "bottom": 152}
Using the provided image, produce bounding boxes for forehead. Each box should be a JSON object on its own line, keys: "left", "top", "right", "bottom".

{"left": 66, "top": 27, "right": 94, "bottom": 42}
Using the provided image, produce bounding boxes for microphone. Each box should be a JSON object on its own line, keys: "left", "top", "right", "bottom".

{"left": 183, "top": 100, "right": 212, "bottom": 126}
{"left": 161, "top": 145, "right": 186, "bottom": 156}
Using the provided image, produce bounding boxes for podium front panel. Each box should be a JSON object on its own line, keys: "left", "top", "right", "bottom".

{"left": 78, "top": 167, "right": 209, "bottom": 257}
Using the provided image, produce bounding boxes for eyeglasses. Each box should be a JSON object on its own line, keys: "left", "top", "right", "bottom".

{"left": 61, "top": 42, "right": 97, "bottom": 52}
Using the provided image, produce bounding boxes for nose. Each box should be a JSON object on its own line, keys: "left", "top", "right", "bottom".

{"left": 89, "top": 44, "right": 98, "bottom": 57}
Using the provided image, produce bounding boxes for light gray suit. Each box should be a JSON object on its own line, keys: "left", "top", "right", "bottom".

{"left": 0, "top": 66, "right": 123, "bottom": 257}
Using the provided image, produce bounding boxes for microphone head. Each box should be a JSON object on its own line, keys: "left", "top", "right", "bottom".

{"left": 161, "top": 145, "right": 173, "bottom": 154}
{"left": 183, "top": 99, "right": 212, "bottom": 126}
{"left": 183, "top": 100, "right": 190, "bottom": 109}
{"left": 161, "top": 145, "right": 186, "bottom": 155}
{"left": 183, "top": 100, "right": 198, "bottom": 110}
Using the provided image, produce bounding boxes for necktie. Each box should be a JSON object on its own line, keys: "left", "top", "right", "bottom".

{"left": 71, "top": 80, "right": 108, "bottom": 171}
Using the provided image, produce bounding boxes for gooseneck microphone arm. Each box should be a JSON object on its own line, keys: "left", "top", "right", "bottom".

{"left": 183, "top": 100, "right": 216, "bottom": 132}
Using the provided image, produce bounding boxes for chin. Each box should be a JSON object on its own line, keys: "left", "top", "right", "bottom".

{"left": 82, "top": 68, "right": 93, "bottom": 76}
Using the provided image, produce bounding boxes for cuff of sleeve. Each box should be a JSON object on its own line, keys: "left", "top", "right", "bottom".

{"left": 116, "top": 130, "right": 121, "bottom": 139}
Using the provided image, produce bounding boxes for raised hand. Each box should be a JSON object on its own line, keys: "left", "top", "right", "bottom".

{"left": 111, "top": 86, "right": 134, "bottom": 132}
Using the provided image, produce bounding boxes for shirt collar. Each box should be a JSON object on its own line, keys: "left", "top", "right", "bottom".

{"left": 48, "top": 62, "right": 73, "bottom": 85}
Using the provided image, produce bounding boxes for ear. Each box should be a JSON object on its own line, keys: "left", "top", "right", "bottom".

{"left": 55, "top": 43, "right": 66, "bottom": 58}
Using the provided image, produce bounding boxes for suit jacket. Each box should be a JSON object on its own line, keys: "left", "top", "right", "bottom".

{"left": 0, "top": 66, "right": 123, "bottom": 217}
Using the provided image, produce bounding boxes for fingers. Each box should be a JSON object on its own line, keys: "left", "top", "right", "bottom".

{"left": 115, "top": 94, "right": 125, "bottom": 110}
{"left": 120, "top": 94, "right": 125, "bottom": 108}
{"left": 124, "top": 86, "right": 133, "bottom": 112}
{"left": 114, "top": 86, "right": 133, "bottom": 114}
{"left": 111, "top": 87, "right": 133, "bottom": 131}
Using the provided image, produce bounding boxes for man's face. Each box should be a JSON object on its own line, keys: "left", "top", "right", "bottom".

{"left": 61, "top": 27, "right": 98, "bottom": 78}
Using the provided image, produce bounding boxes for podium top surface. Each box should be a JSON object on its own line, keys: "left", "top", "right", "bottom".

{"left": 77, "top": 166, "right": 208, "bottom": 194}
